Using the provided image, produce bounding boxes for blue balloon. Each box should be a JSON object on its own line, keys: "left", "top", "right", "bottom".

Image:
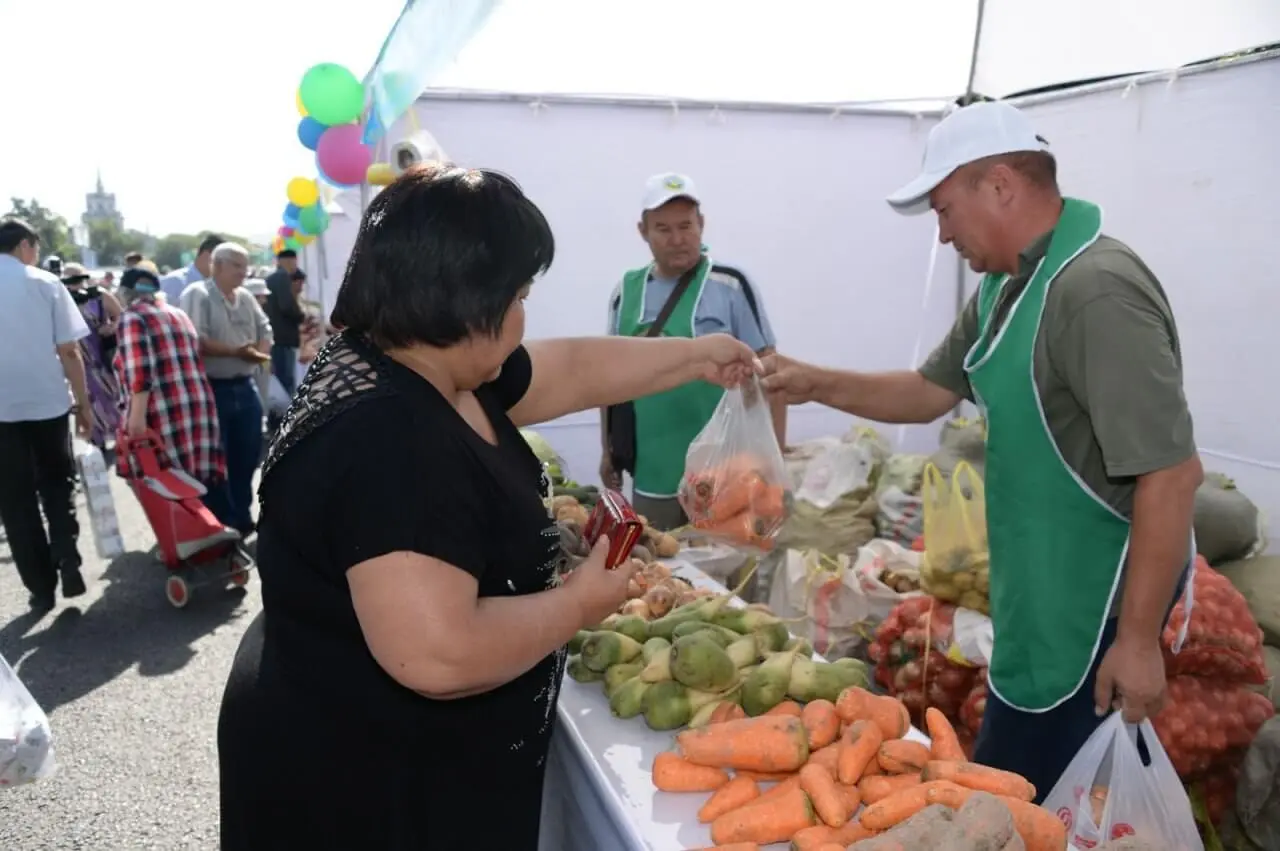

{"left": 297, "top": 117, "right": 327, "bottom": 151}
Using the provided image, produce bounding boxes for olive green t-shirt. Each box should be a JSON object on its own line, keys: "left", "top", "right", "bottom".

{"left": 919, "top": 233, "right": 1197, "bottom": 519}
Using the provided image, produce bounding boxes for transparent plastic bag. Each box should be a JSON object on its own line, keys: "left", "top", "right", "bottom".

{"left": 678, "top": 378, "right": 790, "bottom": 549}
{"left": 1043, "top": 712, "right": 1204, "bottom": 850}
{"left": 0, "top": 653, "right": 56, "bottom": 788}
{"left": 919, "top": 461, "right": 990, "bottom": 614}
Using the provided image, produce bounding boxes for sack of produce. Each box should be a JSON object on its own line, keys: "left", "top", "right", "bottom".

{"left": 1214, "top": 555, "right": 1280, "bottom": 648}
{"left": 1162, "top": 559, "right": 1268, "bottom": 685}
{"left": 1189, "top": 760, "right": 1240, "bottom": 830}
{"left": 767, "top": 542, "right": 922, "bottom": 659}
{"left": 1043, "top": 713, "right": 1204, "bottom": 851}
{"left": 1233, "top": 716, "right": 1280, "bottom": 851}
{"left": 775, "top": 429, "right": 885, "bottom": 556}
{"left": 919, "top": 462, "right": 990, "bottom": 614}
{"left": 927, "top": 415, "right": 987, "bottom": 479}
{"left": 0, "top": 652, "right": 56, "bottom": 788}
{"left": 1261, "top": 645, "right": 1280, "bottom": 711}
{"left": 867, "top": 596, "right": 984, "bottom": 723}
{"left": 1193, "top": 472, "right": 1266, "bottom": 565}
{"left": 875, "top": 452, "right": 928, "bottom": 546}
{"left": 679, "top": 379, "right": 790, "bottom": 550}
{"left": 960, "top": 673, "right": 987, "bottom": 735}
{"left": 1151, "top": 674, "right": 1275, "bottom": 777}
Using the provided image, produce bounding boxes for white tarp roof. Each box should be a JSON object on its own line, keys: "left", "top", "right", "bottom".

{"left": 429, "top": 0, "right": 1280, "bottom": 105}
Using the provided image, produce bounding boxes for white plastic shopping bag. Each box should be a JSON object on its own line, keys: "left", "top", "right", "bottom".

{"left": 74, "top": 440, "right": 124, "bottom": 560}
{"left": 0, "top": 653, "right": 56, "bottom": 788}
{"left": 1043, "top": 712, "right": 1203, "bottom": 850}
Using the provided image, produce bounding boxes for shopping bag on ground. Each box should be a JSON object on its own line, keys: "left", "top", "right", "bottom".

{"left": 678, "top": 377, "right": 790, "bottom": 550}
{"left": 0, "top": 653, "right": 56, "bottom": 788}
{"left": 1043, "top": 712, "right": 1203, "bottom": 850}
{"left": 919, "top": 461, "right": 989, "bottom": 614}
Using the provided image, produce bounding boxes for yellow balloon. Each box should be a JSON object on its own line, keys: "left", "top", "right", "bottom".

{"left": 366, "top": 162, "right": 396, "bottom": 187}
{"left": 296, "top": 89, "right": 308, "bottom": 117}
{"left": 296, "top": 233, "right": 315, "bottom": 245}
{"left": 286, "top": 177, "right": 319, "bottom": 208}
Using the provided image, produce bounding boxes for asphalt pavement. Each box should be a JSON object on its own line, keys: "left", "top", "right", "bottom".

{"left": 0, "top": 468, "right": 260, "bottom": 848}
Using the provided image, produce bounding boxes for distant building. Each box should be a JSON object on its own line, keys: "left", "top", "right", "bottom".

{"left": 82, "top": 170, "right": 124, "bottom": 230}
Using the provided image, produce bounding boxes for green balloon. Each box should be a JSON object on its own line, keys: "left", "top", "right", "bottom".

{"left": 284, "top": 236, "right": 303, "bottom": 252}
{"left": 299, "top": 63, "right": 364, "bottom": 127}
{"left": 297, "top": 203, "right": 330, "bottom": 236}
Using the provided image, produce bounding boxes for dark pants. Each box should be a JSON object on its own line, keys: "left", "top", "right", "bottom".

{"left": 0, "top": 415, "right": 81, "bottom": 596}
{"left": 268, "top": 345, "right": 297, "bottom": 431}
{"left": 974, "top": 573, "right": 1189, "bottom": 802}
{"left": 632, "top": 493, "right": 687, "bottom": 532}
{"left": 210, "top": 378, "right": 263, "bottom": 535}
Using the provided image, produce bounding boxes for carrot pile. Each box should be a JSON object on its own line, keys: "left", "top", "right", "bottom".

{"left": 663, "top": 688, "right": 1068, "bottom": 851}
{"left": 679, "top": 454, "right": 790, "bottom": 550}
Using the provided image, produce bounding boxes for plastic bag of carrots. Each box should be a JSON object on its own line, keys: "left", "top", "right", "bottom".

{"left": 679, "top": 377, "right": 790, "bottom": 549}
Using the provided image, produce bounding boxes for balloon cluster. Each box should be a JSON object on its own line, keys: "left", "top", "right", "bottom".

{"left": 273, "top": 63, "right": 369, "bottom": 255}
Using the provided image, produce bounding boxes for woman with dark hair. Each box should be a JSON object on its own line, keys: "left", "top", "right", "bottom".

{"left": 60, "top": 263, "right": 123, "bottom": 450}
{"left": 216, "top": 164, "right": 759, "bottom": 849}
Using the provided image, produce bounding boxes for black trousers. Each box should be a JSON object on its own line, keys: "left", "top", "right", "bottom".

{"left": 0, "top": 415, "right": 81, "bottom": 596}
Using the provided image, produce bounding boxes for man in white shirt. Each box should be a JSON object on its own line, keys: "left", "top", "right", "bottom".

{"left": 0, "top": 217, "right": 93, "bottom": 610}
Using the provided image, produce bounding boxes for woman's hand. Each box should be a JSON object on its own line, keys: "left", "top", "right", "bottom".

{"left": 693, "top": 333, "right": 762, "bottom": 388}
{"left": 562, "top": 536, "right": 640, "bottom": 628}
{"left": 126, "top": 404, "right": 148, "bottom": 438}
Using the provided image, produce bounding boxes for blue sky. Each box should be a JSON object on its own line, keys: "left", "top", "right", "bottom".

{"left": 0, "top": 0, "right": 404, "bottom": 237}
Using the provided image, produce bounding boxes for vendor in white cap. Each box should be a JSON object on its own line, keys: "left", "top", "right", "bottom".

{"left": 602, "top": 173, "right": 784, "bottom": 530}
{"left": 760, "top": 101, "right": 1199, "bottom": 799}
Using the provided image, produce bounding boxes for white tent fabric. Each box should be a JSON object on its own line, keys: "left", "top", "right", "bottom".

{"left": 428, "top": 0, "right": 1280, "bottom": 104}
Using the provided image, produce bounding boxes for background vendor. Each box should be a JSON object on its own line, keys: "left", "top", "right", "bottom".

{"left": 601, "top": 172, "right": 785, "bottom": 530}
{"left": 759, "top": 101, "right": 1199, "bottom": 801}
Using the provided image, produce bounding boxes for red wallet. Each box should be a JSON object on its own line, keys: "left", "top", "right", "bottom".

{"left": 582, "top": 489, "right": 645, "bottom": 569}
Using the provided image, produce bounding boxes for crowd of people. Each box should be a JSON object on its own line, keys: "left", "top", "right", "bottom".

{"left": 0, "top": 216, "right": 318, "bottom": 607}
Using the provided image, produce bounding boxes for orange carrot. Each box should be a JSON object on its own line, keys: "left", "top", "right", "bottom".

{"left": 877, "top": 739, "right": 932, "bottom": 774}
{"left": 858, "top": 781, "right": 953, "bottom": 830}
{"left": 690, "top": 844, "right": 760, "bottom": 851}
{"left": 921, "top": 760, "right": 1036, "bottom": 802}
{"left": 704, "top": 472, "right": 770, "bottom": 525}
{"left": 925, "top": 707, "right": 967, "bottom": 761}
{"left": 698, "top": 775, "right": 761, "bottom": 823}
{"left": 836, "top": 719, "right": 883, "bottom": 784}
{"left": 799, "top": 764, "right": 848, "bottom": 828}
{"left": 790, "top": 821, "right": 878, "bottom": 850}
{"left": 753, "top": 774, "right": 803, "bottom": 807}
{"left": 835, "top": 782, "right": 861, "bottom": 819}
{"left": 867, "top": 695, "right": 911, "bottom": 740}
{"left": 1000, "top": 795, "right": 1069, "bottom": 851}
{"left": 814, "top": 844, "right": 846, "bottom": 851}
{"left": 709, "top": 785, "right": 817, "bottom": 846}
{"left": 711, "top": 702, "right": 748, "bottom": 724}
{"left": 806, "top": 742, "right": 841, "bottom": 775}
{"left": 701, "top": 511, "right": 771, "bottom": 548}
{"left": 801, "top": 699, "right": 841, "bottom": 750}
{"left": 735, "top": 769, "right": 795, "bottom": 783}
{"left": 677, "top": 715, "right": 810, "bottom": 773}
{"left": 861, "top": 757, "right": 885, "bottom": 777}
{"left": 835, "top": 686, "right": 872, "bottom": 723}
{"left": 858, "top": 772, "right": 922, "bottom": 804}
{"left": 652, "top": 751, "right": 730, "bottom": 792}
{"left": 923, "top": 779, "right": 972, "bottom": 809}
{"left": 766, "top": 700, "right": 804, "bottom": 718}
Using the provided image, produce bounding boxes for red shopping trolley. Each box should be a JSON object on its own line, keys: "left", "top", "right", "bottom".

{"left": 117, "top": 430, "right": 255, "bottom": 608}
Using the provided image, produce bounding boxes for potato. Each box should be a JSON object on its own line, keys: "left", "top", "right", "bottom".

{"left": 850, "top": 804, "right": 955, "bottom": 849}
{"left": 938, "top": 791, "right": 1014, "bottom": 851}
{"left": 652, "top": 532, "right": 681, "bottom": 558}
{"left": 619, "top": 598, "right": 651, "bottom": 618}
{"left": 630, "top": 544, "right": 653, "bottom": 564}
{"left": 550, "top": 495, "right": 580, "bottom": 514}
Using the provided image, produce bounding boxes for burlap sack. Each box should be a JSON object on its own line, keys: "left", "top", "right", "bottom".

{"left": 775, "top": 429, "right": 887, "bottom": 556}
{"left": 927, "top": 417, "right": 987, "bottom": 480}
{"left": 1262, "top": 645, "right": 1280, "bottom": 711}
{"left": 1234, "top": 717, "right": 1280, "bottom": 851}
{"left": 1216, "top": 555, "right": 1280, "bottom": 647}
{"left": 1194, "top": 472, "right": 1266, "bottom": 565}
{"left": 875, "top": 453, "right": 928, "bottom": 546}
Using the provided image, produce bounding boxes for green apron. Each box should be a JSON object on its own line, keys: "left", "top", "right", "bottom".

{"left": 616, "top": 257, "right": 724, "bottom": 498}
{"left": 962, "top": 198, "right": 1129, "bottom": 712}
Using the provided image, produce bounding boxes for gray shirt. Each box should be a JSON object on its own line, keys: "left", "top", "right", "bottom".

{"left": 187, "top": 280, "right": 272, "bottom": 379}
{"left": 0, "top": 255, "right": 89, "bottom": 421}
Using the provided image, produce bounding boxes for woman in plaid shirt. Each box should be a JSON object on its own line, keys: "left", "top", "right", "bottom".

{"left": 113, "top": 263, "right": 231, "bottom": 523}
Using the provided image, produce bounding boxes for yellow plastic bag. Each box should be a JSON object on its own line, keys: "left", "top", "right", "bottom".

{"left": 920, "top": 461, "right": 990, "bottom": 614}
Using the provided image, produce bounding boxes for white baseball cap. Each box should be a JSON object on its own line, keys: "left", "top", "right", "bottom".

{"left": 642, "top": 173, "right": 700, "bottom": 211}
{"left": 886, "top": 101, "right": 1049, "bottom": 216}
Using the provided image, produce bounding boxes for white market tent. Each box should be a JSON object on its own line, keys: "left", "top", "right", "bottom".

{"left": 325, "top": 0, "right": 1280, "bottom": 543}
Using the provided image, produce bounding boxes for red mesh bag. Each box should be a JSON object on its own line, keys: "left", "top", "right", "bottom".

{"left": 960, "top": 673, "right": 988, "bottom": 736}
{"left": 1193, "top": 761, "right": 1242, "bottom": 827}
{"left": 869, "top": 597, "right": 978, "bottom": 726}
{"left": 1151, "top": 674, "right": 1275, "bottom": 777}
{"left": 1162, "top": 558, "right": 1267, "bottom": 685}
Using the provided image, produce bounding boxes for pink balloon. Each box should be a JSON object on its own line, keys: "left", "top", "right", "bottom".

{"left": 316, "top": 123, "right": 372, "bottom": 186}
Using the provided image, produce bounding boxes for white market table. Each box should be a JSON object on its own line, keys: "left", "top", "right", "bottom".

{"left": 539, "top": 561, "right": 929, "bottom": 851}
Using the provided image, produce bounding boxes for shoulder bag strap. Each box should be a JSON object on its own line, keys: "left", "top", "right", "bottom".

{"left": 644, "top": 257, "right": 703, "bottom": 338}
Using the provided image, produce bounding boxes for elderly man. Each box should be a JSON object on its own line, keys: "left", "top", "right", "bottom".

{"left": 601, "top": 173, "right": 784, "bottom": 530}
{"left": 0, "top": 217, "right": 92, "bottom": 609}
{"left": 761, "top": 101, "right": 1199, "bottom": 800}
{"left": 161, "top": 233, "right": 221, "bottom": 311}
{"left": 186, "top": 243, "right": 272, "bottom": 536}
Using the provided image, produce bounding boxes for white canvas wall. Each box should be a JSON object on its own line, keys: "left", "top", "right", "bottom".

{"left": 388, "top": 97, "right": 966, "bottom": 484}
